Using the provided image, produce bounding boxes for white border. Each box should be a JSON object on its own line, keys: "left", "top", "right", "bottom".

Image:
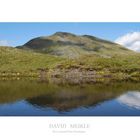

{"left": 0, "top": 117, "right": 140, "bottom": 140}
{"left": 0, "top": 0, "right": 140, "bottom": 22}
{"left": 0, "top": 0, "right": 140, "bottom": 140}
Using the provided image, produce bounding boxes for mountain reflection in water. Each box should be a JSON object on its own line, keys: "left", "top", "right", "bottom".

{"left": 0, "top": 80, "right": 140, "bottom": 116}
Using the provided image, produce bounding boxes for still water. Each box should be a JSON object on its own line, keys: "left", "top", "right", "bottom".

{"left": 0, "top": 79, "right": 140, "bottom": 116}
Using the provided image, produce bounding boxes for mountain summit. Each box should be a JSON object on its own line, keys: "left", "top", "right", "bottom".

{"left": 18, "top": 32, "right": 134, "bottom": 58}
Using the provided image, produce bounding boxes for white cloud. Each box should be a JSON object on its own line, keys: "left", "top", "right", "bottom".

{"left": 0, "top": 40, "right": 9, "bottom": 46}
{"left": 115, "top": 32, "right": 140, "bottom": 52}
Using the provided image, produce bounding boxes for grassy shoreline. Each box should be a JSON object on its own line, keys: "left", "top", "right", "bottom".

{"left": 0, "top": 68, "right": 140, "bottom": 84}
{"left": 1, "top": 46, "right": 140, "bottom": 83}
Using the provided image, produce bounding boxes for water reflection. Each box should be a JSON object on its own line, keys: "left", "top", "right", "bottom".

{"left": 118, "top": 91, "right": 140, "bottom": 110}
{"left": 27, "top": 88, "right": 122, "bottom": 111}
{"left": 0, "top": 80, "right": 140, "bottom": 115}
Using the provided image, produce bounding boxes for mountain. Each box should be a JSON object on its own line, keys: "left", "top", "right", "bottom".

{"left": 1, "top": 33, "right": 140, "bottom": 81}
{"left": 17, "top": 32, "right": 134, "bottom": 58}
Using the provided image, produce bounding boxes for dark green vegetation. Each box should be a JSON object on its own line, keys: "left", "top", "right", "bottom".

{"left": 1, "top": 32, "right": 140, "bottom": 81}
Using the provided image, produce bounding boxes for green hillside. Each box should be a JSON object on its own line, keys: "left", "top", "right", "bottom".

{"left": 0, "top": 46, "right": 65, "bottom": 76}
{"left": 18, "top": 32, "right": 135, "bottom": 58}
{"left": 0, "top": 32, "right": 140, "bottom": 81}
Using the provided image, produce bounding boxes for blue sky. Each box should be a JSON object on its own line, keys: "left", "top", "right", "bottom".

{"left": 0, "top": 22, "right": 140, "bottom": 47}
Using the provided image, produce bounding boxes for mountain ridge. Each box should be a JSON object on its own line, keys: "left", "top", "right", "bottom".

{"left": 17, "top": 32, "right": 134, "bottom": 58}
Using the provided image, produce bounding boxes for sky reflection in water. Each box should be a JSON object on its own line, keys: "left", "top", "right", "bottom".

{"left": 0, "top": 80, "right": 140, "bottom": 116}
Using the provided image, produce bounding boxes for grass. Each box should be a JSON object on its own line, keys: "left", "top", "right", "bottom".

{"left": 1, "top": 46, "right": 140, "bottom": 80}
{"left": 0, "top": 46, "right": 65, "bottom": 72}
{"left": 56, "top": 53, "right": 140, "bottom": 70}
{"left": 0, "top": 46, "right": 67, "bottom": 77}
{"left": 51, "top": 54, "right": 140, "bottom": 81}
